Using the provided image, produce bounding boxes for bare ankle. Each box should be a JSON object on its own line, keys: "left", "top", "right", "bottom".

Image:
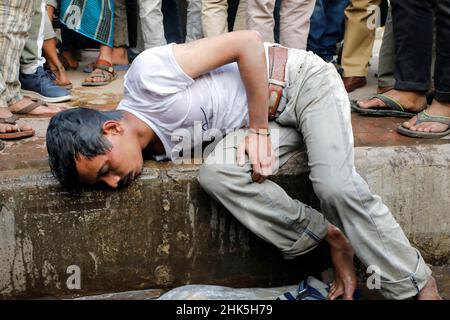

{"left": 417, "top": 276, "right": 442, "bottom": 300}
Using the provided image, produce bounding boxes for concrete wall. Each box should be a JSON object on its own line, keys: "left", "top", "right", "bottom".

{"left": 0, "top": 144, "right": 449, "bottom": 299}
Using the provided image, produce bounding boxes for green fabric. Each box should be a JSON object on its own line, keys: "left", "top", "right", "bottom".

{"left": 20, "top": 0, "right": 42, "bottom": 69}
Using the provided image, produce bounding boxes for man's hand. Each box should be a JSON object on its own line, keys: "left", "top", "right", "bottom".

{"left": 237, "top": 130, "right": 275, "bottom": 183}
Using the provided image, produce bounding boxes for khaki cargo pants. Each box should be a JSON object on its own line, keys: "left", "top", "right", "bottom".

{"left": 198, "top": 48, "right": 432, "bottom": 300}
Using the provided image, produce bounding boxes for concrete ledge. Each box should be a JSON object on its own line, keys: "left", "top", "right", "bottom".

{"left": 1, "top": 144, "right": 449, "bottom": 298}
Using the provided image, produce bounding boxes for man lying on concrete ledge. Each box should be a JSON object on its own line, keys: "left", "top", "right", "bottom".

{"left": 46, "top": 31, "right": 441, "bottom": 300}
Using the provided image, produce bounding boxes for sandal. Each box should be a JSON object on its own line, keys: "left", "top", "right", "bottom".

{"left": 11, "top": 98, "right": 63, "bottom": 118}
{"left": 83, "top": 62, "right": 129, "bottom": 73}
{"left": 351, "top": 93, "right": 422, "bottom": 118}
{"left": 397, "top": 110, "right": 450, "bottom": 139}
{"left": 81, "top": 59, "right": 117, "bottom": 86}
{"left": 0, "top": 114, "right": 35, "bottom": 140}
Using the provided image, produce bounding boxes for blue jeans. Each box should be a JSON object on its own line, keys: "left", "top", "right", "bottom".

{"left": 307, "top": 0, "right": 349, "bottom": 62}
{"left": 391, "top": 0, "right": 450, "bottom": 102}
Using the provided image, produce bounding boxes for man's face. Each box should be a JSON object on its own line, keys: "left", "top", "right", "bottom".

{"left": 75, "top": 122, "right": 143, "bottom": 188}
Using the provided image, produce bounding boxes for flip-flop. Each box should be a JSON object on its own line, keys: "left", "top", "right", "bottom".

{"left": 0, "top": 128, "right": 35, "bottom": 140}
{"left": 397, "top": 110, "right": 450, "bottom": 138}
{"left": 12, "top": 98, "right": 64, "bottom": 118}
{"left": 351, "top": 94, "right": 421, "bottom": 118}
{"left": 0, "top": 115, "right": 35, "bottom": 140}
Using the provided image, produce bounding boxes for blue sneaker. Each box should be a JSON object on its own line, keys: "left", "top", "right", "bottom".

{"left": 20, "top": 66, "right": 71, "bottom": 103}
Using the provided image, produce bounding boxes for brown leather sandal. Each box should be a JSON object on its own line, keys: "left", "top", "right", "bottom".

{"left": 82, "top": 59, "right": 117, "bottom": 87}
{"left": 0, "top": 115, "right": 35, "bottom": 140}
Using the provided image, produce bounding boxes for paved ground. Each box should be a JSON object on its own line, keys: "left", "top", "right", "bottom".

{"left": 62, "top": 265, "right": 450, "bottom": 300}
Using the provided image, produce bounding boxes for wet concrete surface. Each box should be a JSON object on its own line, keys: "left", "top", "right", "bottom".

{"left": 59, "top": 265, "right": 450, "bottom": 300}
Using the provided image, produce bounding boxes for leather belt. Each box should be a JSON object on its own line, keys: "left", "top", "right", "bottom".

{"left": 268, "top": 45, "right": 288, "bottom": 119}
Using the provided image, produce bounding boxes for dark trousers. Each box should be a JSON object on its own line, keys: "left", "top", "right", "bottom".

{"left": 391, "top": 0, "right": 450, "bottom": 102}
{"left": 307, "top": 0, "right": 349, "bottom": 62}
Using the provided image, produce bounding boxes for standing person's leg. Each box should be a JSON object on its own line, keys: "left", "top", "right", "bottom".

{"left": 19, "top": 0, "right": 71, "bottom": 102}
{"left": 112, "top": 0, "right": 129, "bottom": 66}
{"left": 20, "top": 0, "right": 46, "bottom": 75}
{"left": 42, "top": 9, "right": 72, "bottom": 89}
{"left": 354, "top": 1, "right": 429, "bottom": 121}
{"left": 125, "top": 0, "right": 138, "bottom": 49}
{"left": 321, "top": 0, "right": 349, "bottom": 61}
{"left": 186, "top": 0, "right": 204, "bottom": 42}
{"left": 162, "top": 0, "right": 183, "bottom": 43}
{"left": 399, "top": 0, "right": 450, "bottom": 138}
{"left": 0, "top": 0, "right": 35, "bottom": 139}
{"left": 307, "top": 0, "right": 349, "bottom": 62}
{"left": 392, "top": 0, "right": 432, "bottom": 93}
{"left": 370, "top": 4, "right": 435, "bottom": 94}
{"left": 377, "top": 6, "right": 395, "bottom": 92}
{"left": 198, "top": 122, "right": 357, "bottom": 300}
{"left": 432, "top": 1, "right": 450, "bottom": 104}
{"left": 59, "top": 25, "right": 80, "bottom": 70}
{"left": 247, "top": 0, "right": 276, "bottom": 43}
{"left": 138, "top": 0, "right": 166, "bottom": 49}
{"left": 307, "top": 0, "right": 328, "bottom": 60}
{"left": 279, "top": 0, "right": 315, "bottom": 49}
{"left": 202, "top": 0, "right": 228, "bottom": 37}
{"left": 277, "top": 48, "right": 439, "bottom": 299}
{"left": 341, "top": 0, "right": 381, "bottom": 92}
{"left": 233, "top": 0, "right": 248, "bottom": 31}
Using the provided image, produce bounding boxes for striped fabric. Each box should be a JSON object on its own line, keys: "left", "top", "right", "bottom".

{"left": 59, "top": 0, "right": 114, "bottom": 47}
{"left": 0, "top": 0, "right": 36, "bottom": 107}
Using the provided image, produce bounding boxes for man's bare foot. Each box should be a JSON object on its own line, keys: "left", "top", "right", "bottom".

{"left": 51, "top": 65, "right": 71, "bottom": 87}
{"left": 0, "top": 107, "right": 33, "bottom": 134}
{"left": 324, "top": 224, "right": 357, "bottom": 300}
{"left": 417, "top": 276, "right": 442, "bottom": 300}
{"left": 377, "top": 86, "right": 393, "bottom": 94}
{"left": 402, "top": 99, "right": 450, "bottom": 134}
{"left": 112, "top": 47, "right": 129, "bottom": 66}
{"left": 357, "top": 89, "right": 427, "bottom": 113}
{"left": 8, "top": 96, "right": 66, "bottom": 116}
{"left": 61, "top": 50, "right": 79, "bottom": 70}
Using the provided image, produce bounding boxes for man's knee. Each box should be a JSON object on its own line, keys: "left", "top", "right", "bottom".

{"left": 197, "top": 163, "right": 226, "bottom": 195}
{"left": 313, "top": 180, "right": 349, "bottom": 204}
{"left": 197, "top": 162, "right": 247, "bottom": 196}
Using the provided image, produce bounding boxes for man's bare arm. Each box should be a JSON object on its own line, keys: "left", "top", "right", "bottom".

{"left": 173, "top": 31, "right": 269, "bottom": 130}
{"left": 173, "top": 31, "right": 274, "bottom": 182}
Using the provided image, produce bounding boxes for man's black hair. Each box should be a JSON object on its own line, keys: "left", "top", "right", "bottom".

{"left": 46, "top": 108, "right": 124, "bottom": 186}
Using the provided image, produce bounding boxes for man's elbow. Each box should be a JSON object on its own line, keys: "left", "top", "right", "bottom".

{"left": 247, "top": 30, "right": 264, "bottom": 45}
